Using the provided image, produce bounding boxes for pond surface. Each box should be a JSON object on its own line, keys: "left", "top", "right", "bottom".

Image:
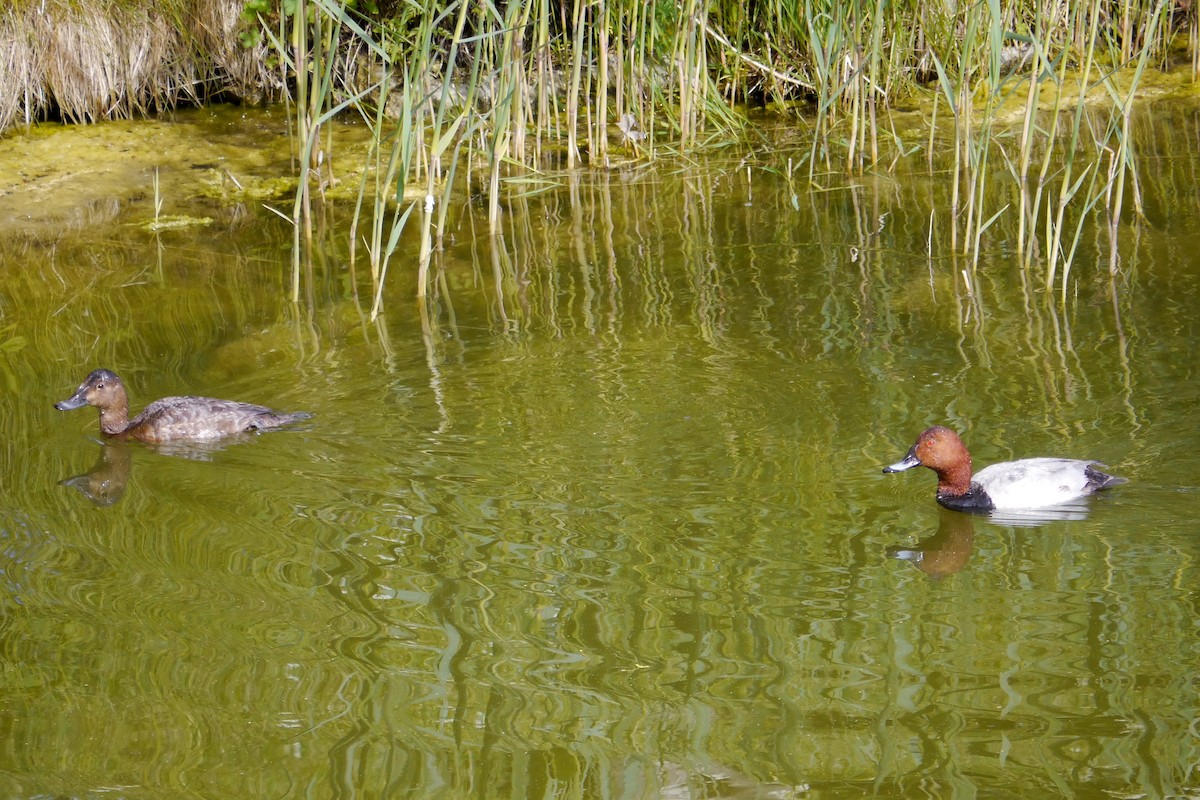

{"left": 0, "top": 102, "right": 1198, "bottom": 799}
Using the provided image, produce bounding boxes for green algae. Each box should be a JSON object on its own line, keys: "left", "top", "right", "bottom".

{"left": 0, "top": 105, "right": 374, "bottom": 240}
{"left": 140, "top": 215, "right": 215, "bottom": 233}
{"left": 195, "top": 170, "right": 298, "bottom": 203}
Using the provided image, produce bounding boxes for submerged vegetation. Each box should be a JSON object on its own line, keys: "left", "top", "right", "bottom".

{"left": 2, "top": 0, "right": 1196, "bottom": 310}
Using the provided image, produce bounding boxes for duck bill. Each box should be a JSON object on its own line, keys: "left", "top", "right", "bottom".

{"left": 883, "top": 451, "right": 921, "bottom": 473}
{"left": 54, "top": 388, "right": 89, "bottom": 411}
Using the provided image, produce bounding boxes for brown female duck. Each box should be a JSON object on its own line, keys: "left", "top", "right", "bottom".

{"left": 55, "top": 368, "right": 309, "bottom": 443}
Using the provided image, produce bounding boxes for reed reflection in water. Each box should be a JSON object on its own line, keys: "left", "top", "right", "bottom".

{"left": 2, "top": 104, "right": 1199, "bottom": 799}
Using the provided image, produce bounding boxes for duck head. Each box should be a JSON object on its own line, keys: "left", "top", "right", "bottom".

{"left": 56, "top": 369, "right": 131, "bottom": 435}
{"left": 884, "top": 425, "right": 973, "bottom": 496}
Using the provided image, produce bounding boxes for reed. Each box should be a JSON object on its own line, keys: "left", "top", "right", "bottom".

{"left": 10, "top": 0, "right": 1184, "bottom": 306}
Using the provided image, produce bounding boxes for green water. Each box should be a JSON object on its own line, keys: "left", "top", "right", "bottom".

{"left": 0, "top": 103, "right": 1198, "bottom": 799}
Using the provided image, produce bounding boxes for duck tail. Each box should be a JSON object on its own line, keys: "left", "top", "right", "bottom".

{"left": 252, "top": 410, "right": 312, "bottom": 430}
{"left": 1085, "top": 463, "right": 1127, "bottom": 491}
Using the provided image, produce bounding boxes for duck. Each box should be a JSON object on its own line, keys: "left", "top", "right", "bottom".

{"left": 883, "top": 425, "right": 1125, "bottom": 512}
{"left": 55, "top": 368, "right": 310, "bottom": 444}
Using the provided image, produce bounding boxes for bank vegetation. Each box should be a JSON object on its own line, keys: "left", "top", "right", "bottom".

{"left": 2, "top": 0, "right": 1195, "bottom": 310}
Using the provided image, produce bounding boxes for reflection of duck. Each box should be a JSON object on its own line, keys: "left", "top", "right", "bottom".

{"left": 883, "top": 425, "right": 1125, "bottom": 512}
{"left": 55, "top": 368, "right": 309, "bottom": 443}
{"left": 887, "top": 509, "right": 975, "bottom": 578}
{"left": 59, "top": 442, "right": 132, "bottom": 506}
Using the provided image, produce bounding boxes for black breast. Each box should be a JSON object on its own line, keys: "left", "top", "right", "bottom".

{"left": 936, "top": 483, "right": 995, "bottom": 513}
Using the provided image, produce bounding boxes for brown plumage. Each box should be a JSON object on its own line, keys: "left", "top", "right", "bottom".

{"left": 55, "top": 368, "right": 309, "bottom": 443}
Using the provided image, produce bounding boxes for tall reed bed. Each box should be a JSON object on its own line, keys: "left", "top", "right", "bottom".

{"left": 241, "top": 0, "right": 1190, "bottom": 309}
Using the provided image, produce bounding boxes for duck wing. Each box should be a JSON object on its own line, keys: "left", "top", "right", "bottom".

{"left": 128, "top": 396, "right": 308, "bottom": 442}
{"left": 973, "top": 458, "right": 1119, "bottom": 509}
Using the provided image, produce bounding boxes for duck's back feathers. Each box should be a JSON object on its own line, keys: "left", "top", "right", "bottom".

{"left": 971, "top": 458, "right": 1121, "bottom": 510}
{"left": 127, "top": 396, "right": 310, "bottom": 442}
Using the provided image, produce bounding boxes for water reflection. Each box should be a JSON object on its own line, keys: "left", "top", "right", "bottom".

{"left": 58, "top": 441, "right": 132, "bottom": 506}
{"left": 141, "top": 434, "right": 264, "bottom": 462}
{"left": 984, "top": 499, "right": 1096, "bottom": 526}
{"left": 620, "top": 760, "right": 800, "bottom": 800}
{"left": 7, "top": 102, "right": 1200, "bottom": 799}
{"left": 57, "top": 434, "right": 272, "bottom": 507}
{"left": 886, "top": 509, "right": 976, "bottom": 578}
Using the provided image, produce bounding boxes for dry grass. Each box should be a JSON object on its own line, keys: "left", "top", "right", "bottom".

{"left": 0, "top": 0, "right": 277, "bottom": 133}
